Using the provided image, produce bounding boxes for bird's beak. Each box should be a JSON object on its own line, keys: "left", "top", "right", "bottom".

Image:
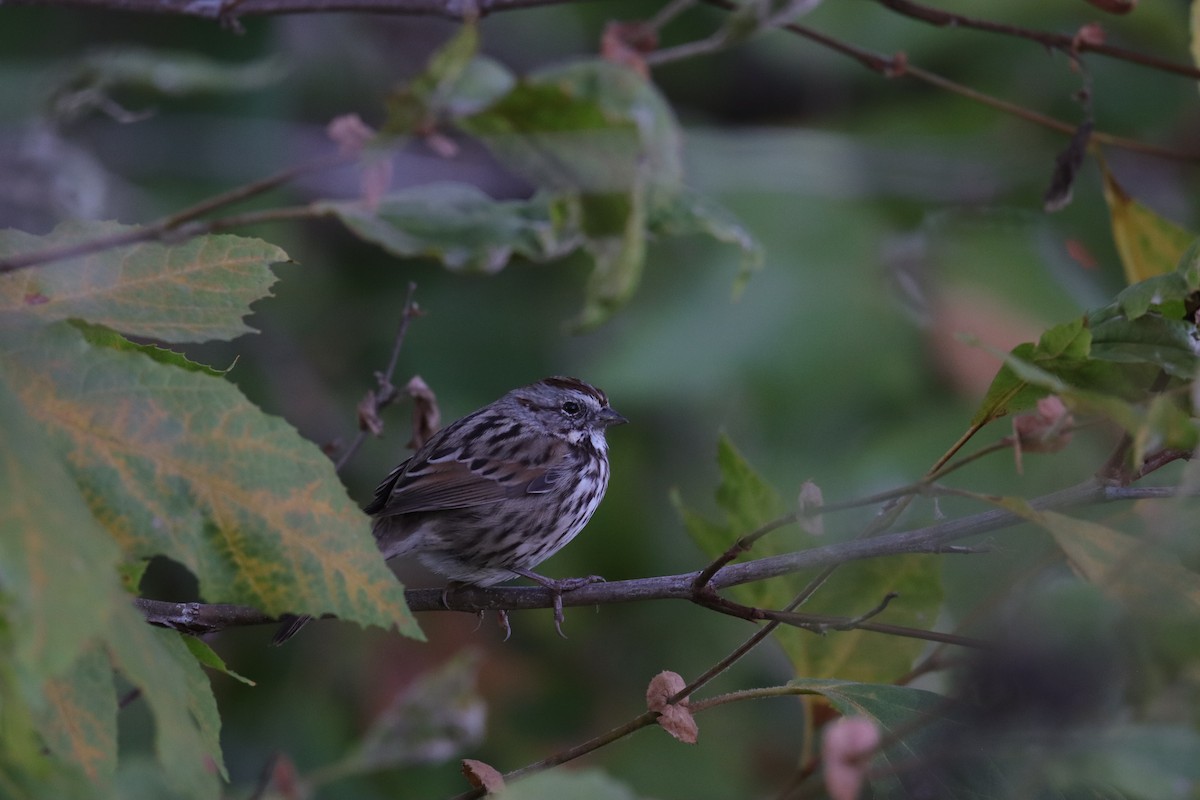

{"left": 600, "top": 407, "right": 628, "bottom": 427}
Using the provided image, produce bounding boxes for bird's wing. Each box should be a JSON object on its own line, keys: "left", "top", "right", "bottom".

{"left": 366, "top": 438, "right": 571, "bottom": 516}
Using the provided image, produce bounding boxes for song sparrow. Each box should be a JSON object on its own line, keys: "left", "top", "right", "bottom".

{"left": 274, "top": 376, "right": 625, "bottom": 643}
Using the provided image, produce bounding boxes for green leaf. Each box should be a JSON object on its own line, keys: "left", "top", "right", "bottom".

{"left": 675, "top": 435, "right": 940, "bottom": 682}
{"left": 460, "top": 59, "right": 682, "bottom": 194}
{"left": 315, "top": 183, "right": 578, "bottom": 272}
{"left": 0, "top": 374, "right": 118, "bottom": 678}
{"left": 49, "top": 47, "right": 286, "bottom": 122}
{"left": 0, "top": 221, "right": 286, "bottom": 343}
{"left": 574, "top": 189, "right": 646, "bottom": 331}
{"left": 459, "top": 80, "right": 642, "bottom": 194}
{"left": 502, "top": 769, "right": 644, "bottom": 800}
{"left": 34, "top": 645, "right": 117, "bottom": 790}
{"left": 969, "top": 318, "right": 1165, "bottom": 426}
{"left": 646, "top": 188, "right": 764, "bottom": 296}
{"left": 383, "top": 24, "right": 513, "bottom": 133}
{"left": 0, "top": 321, "right": 419, "bottom": 638}
{"left": 1089, "top": 313, "right": 1200, "bottom": 379}
{"left": 105, "top": 604, "right": 224, "bottom": 800}
{"left": 183, "top": 637, "right": 255, "bottom": 687}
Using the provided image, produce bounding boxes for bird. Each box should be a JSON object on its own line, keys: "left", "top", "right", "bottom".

{"left": 273, "top": 376, "right": 625, "bottom": 643}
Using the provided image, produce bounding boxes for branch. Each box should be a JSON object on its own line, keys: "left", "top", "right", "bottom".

{"left": 0, "top": 153, "right": 351, "bottom": 274}
{"left": 1, "top": 0, "right": 583, "bottom": 21}
{"left": 133, "top": 479, "right": 1186, "bottom": 635}
{"left": 874, "top": 0, "right": 1200, "bottom": 82}
{"left": 695, "top": 0, "right": 1200, "bottom": 163}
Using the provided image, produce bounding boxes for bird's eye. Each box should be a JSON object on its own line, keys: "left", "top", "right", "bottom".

{"left": 561, "top": 400, "right": 582, "bottom": 416}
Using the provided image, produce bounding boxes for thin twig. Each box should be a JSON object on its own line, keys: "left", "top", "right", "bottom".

{"left": 334, "top": 282, "right": 421, "bottom": 472}
{"left": 874, "top": 0, "right": 1200, "bottom": 82}
{"left": 0, "top": 152, "right": 352, "bottom": 274}
{"left": 693, "top": 0, "right": 1200, "bottom": 163}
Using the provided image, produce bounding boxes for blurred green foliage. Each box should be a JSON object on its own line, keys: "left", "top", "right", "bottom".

{"left": 2, "top": 1, "right": 1200, "bottom": 798}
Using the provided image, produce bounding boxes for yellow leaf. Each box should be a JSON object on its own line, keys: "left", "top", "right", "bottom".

{"left": 1101, "top": 162, "right": 1196, "bottom": 284}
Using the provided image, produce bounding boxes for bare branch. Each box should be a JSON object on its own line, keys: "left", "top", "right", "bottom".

{"left": 1, "top": 0, "right": 591, "bottom": 22}
{"left": 133, "top": 478, "right": 1190, "bottom": 636}
{"left": 334, "top": 282, "right": 423, "bottom": 472}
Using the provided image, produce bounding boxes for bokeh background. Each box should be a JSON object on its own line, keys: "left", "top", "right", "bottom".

{"left": 3, "top": 2, "right": 1197, "bottom": 797}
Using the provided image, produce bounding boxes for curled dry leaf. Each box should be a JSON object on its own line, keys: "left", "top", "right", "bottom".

{"left": 327, "top": 113, "right": 376, "bottom": 155}
{"left": 405, "top": 375, "right": 441, "bottom": 450}
{"left": 462, "top": 759, "right": 505, "bottom": 793}
{"left": 797, "top": 479, "right": 825, "bottom": 536}
{"left": 646, "top": 670, "right": 698, "bottom": 744}
{"left": 1042, "top": 119, "right": 1093, "bottom": 213}
{"left": 358, "top": 388, "right": 385, "bottom": 436}
{"left": 1015, "top": 396, "right": 1074, "bottom": 452}
{"left": 1012, "top": 395, "right": 1074, "bottom": 474}
{"left": 327, "top": 113, "right": 392, "bottom": 209}
{"left": 1072, "top": 22, "right": 1107, "bottom": 49}
{"left": 821, "top": 716, "right": 881, "bottom": 800}
{"left": 600, "top": 21, "right": 659, "bottom": 78}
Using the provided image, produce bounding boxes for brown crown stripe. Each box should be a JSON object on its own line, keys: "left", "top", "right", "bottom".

{"left": 540, "top": 376, "right": 608, "bottom": 406}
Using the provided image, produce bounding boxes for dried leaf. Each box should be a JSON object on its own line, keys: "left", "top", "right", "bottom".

{"left": 462, "top": 759, "right": 505, "bottom": 793}
{"left": 405, "top": 375, "right": 441, "bottom": 450}
{"left": 797, "top": 479, "right": 825, "bottom": 536}
{"left": 822, "top": 716, "right": 882, "bottom": 800}
{"left": 646, "top": 671, "right": 698, "bottom": 744}
{"left": 1012, "top": 395, "right": 1074, "bottom": 458}
{"left": 1043, "top": 119, "right": 1093, "bottom": 212}
{"left": 358, "top": 388, "right": 385, "bottom": 436}
{"left": 327, "top": 113, "right": 376, "bottom": 155}
{"left": 1073, "top": 22, "right": 1107, "bottom": 48}
{"left": 600, "top": 21, "right": 658, "bottom": 78}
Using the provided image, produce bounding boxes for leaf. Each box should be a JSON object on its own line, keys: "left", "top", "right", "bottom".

{"left": 35, "top": 645, "right": 117, "bottom": 789}
{"left": 1101, "top": 161, "right": 1197, "bottom": 284}
{"left": 675, "top": 435, "right": 941, "bottom": 683}
{"left": 646, "top": 188, "right": 764, "bottom": 297}
{"left": 791, "top": 680, "right": 988, "bottom": 799}
{"left": 574, "top": 189, "right": 646, "bottom": 331}
{"left": 183, "top": 637, "right": 255, "bottom": 687}
{"left": 0, "top": 374, "right": 118, "bottom": 678}
{"left": 501, "top": 769, "right": 644, "bottom": 800}
{"left": 459, "top": 81, "right": 642, "bottom": 194}
{"left": 0, "top": 321, "right": 419, "bottom": 638}
{"left": 105, "top": 603, "right": 224, "bottom": 800}
{"left": 49, "top": 47, "right": 286, "bottom": 122}
{"left": 1088, "top": 312, "right": 1200, "bottom": 379}
{"left": 995, "top": 498, "right": 1200, "bottom": 615}
{"left": 970, "top": 319, "right": 1140, "bottom": 426}
{"left": 316, "top": 184, "right": 579, "bottom": 273}
{"left": 383, "top": 24, "right": 512, "bottom": 133}
{"left": 349, "top": 651, "right": 485, "bottom": 773}
{"left": 0, "top": 221, "right": 286, "bottom": 343}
